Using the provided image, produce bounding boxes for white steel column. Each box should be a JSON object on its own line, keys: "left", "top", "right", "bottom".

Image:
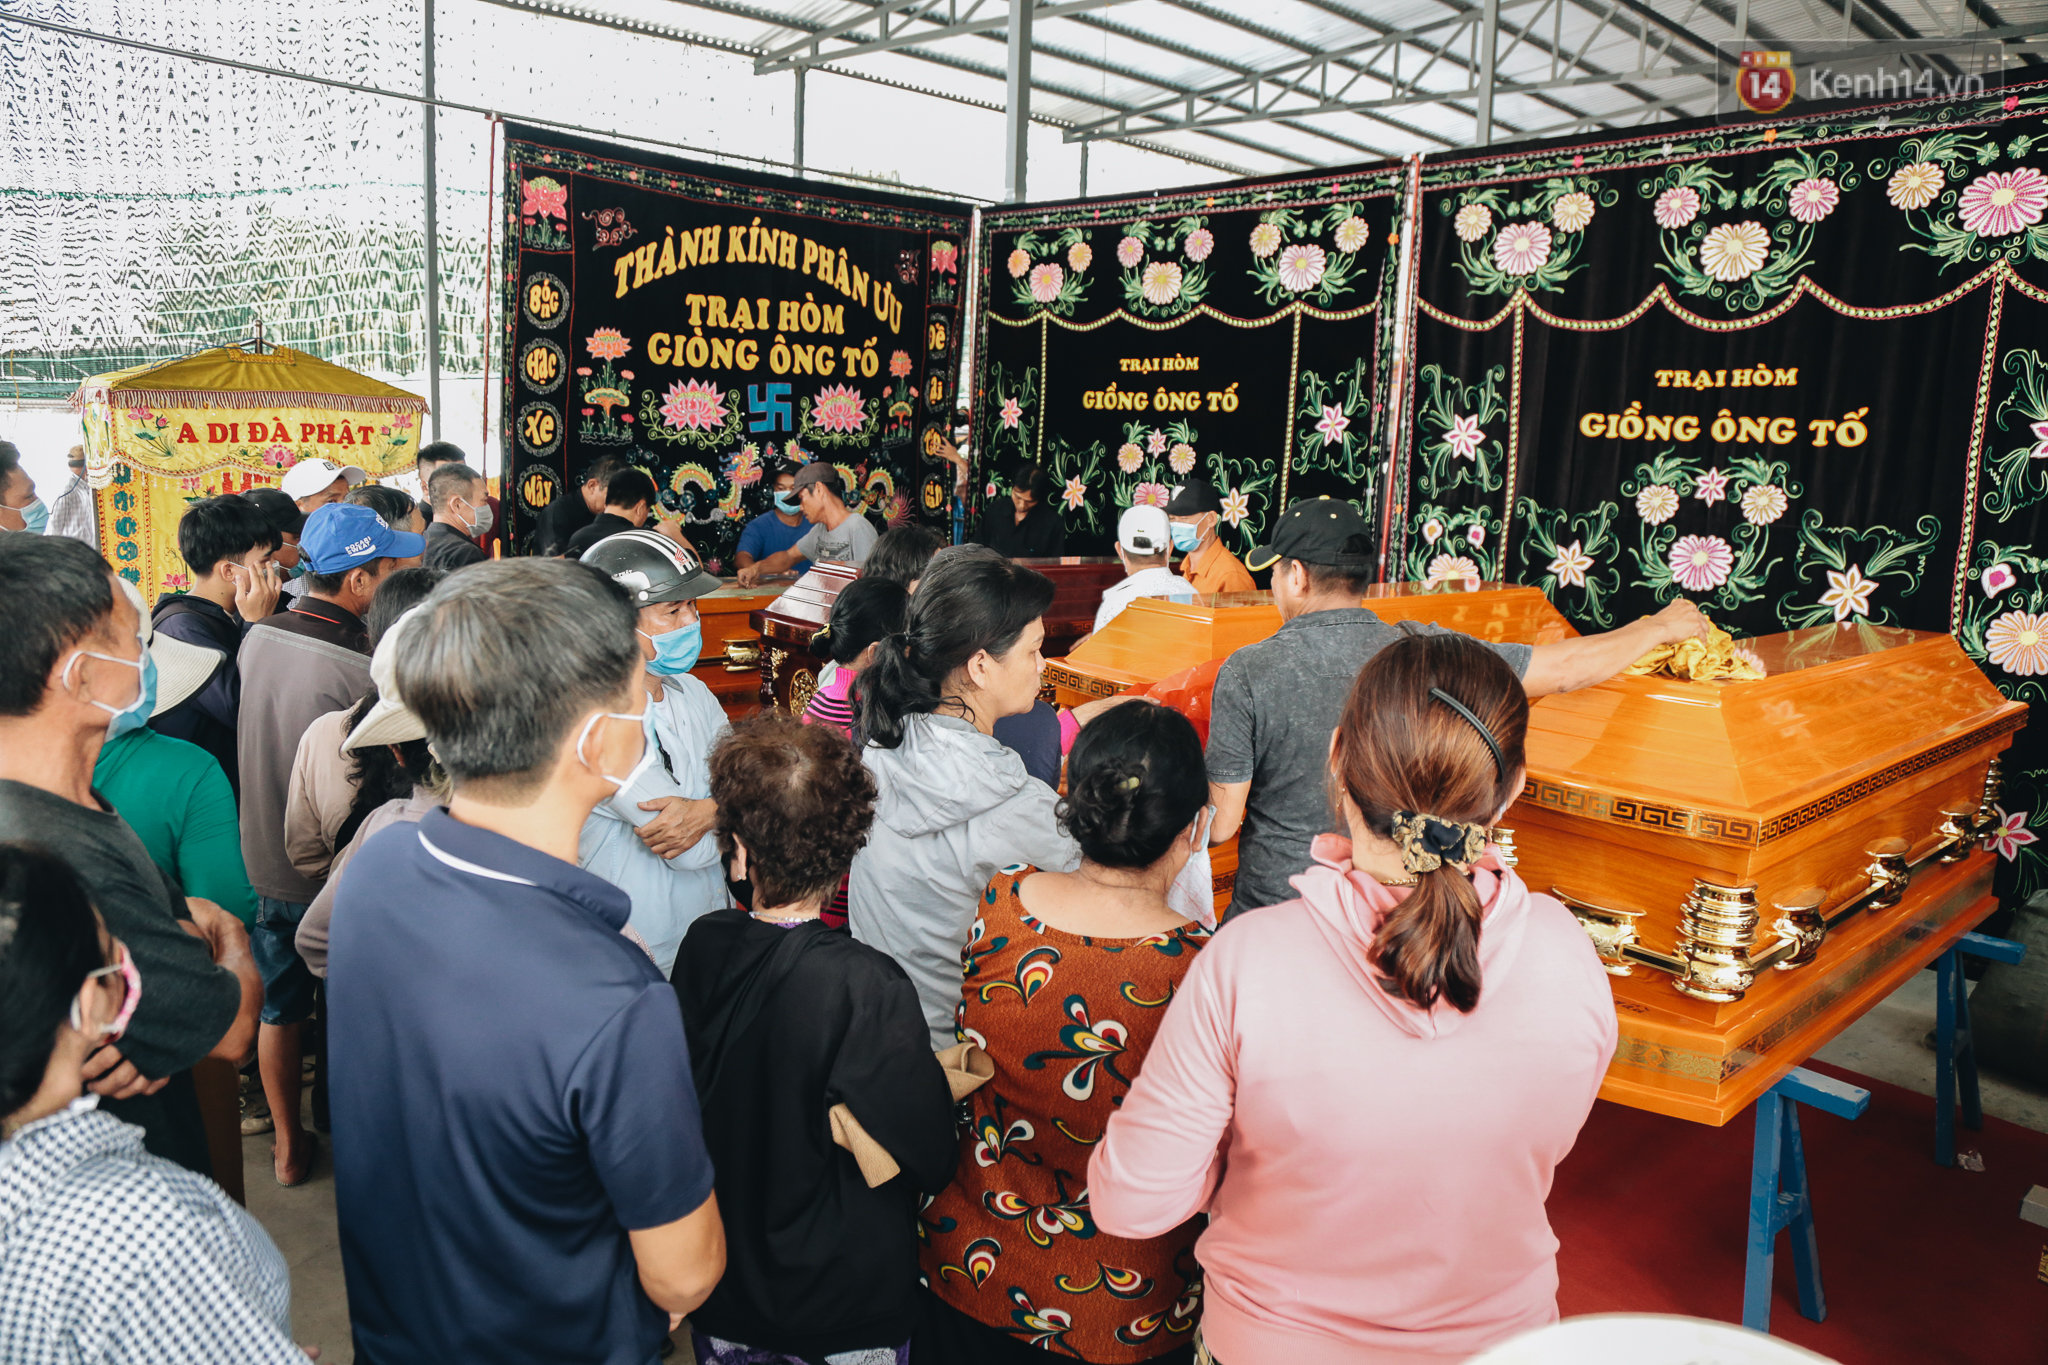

{"left": 423, "top": 0, "right": 442, "bottom": 441}
{"left": 1004, "top": 1, "right": 1033, "bottom": 202}
{"left": 1475, "top": 0, "right": 1500, "bottom": 146}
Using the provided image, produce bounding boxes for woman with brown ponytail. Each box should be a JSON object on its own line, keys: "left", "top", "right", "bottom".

{"left": 1089, "top": 631, "right": 1617, "bottom": 1365}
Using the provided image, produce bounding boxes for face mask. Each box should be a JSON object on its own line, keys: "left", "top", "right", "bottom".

{"left": 13, "top": 498, "right": 49, "bottom": 534}
{"left": 70, "top": 944, "right": 141, "bottom": 1042}
{"left": 1170, "top": 521, "right": 1201, "bottom": 553}
{"left": 640, "top": 620, "right": 703, "bottom": 676}
{"left": 61, "top": 640, "right": 149, "bottom": 731}
{"left": 774, "top": 491, "right": 801, "bottom": 513}
{"left": 575, "top": 706, "right": 655, "bottom": 791}
{"left": 471, "top": 501, "right": 494, "bottom": 538}
{"left": 107, "top": 653, "right": 158, "bottom": 739}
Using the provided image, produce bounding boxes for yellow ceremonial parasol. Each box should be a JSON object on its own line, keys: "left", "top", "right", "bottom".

{"left": 71, "top": 344, "right": 428, "bottom": 601}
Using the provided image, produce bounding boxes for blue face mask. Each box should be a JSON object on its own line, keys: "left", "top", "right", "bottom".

{"left": 15, "top": 498, "right": 49, "bottom": 535}
{"left": 640, "top": 619, "right": 704, "bottom": 676}
{"left": 107, "top": 653, "right": 159, "bottom": 740}
{"left": 1170, "top": 520, "right": 1202, "bottom": 553}
{"left": 773, "top": 491, "right": 801, "bottom": 514}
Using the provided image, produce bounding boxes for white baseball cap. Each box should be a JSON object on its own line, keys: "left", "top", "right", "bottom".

{"left": 1118, "top": 504, "right": 1172, "bottom": 556}
{"left": 279, "top": 458, "right": 367, "bottom": 501}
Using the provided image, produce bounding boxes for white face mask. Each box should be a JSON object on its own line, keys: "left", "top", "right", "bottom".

{"left": 574, "top": 706, "right": 654, "bottom": 791}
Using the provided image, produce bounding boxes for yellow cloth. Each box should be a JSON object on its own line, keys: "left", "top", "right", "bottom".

{"left": 1180, "top": 536, "right": 1255, "bottom": 595}
{"left": 74, "top": 346, "right": 427, "bottom": 604}
{"left": 828, "top": 1044, "right": 993, "bottom": 1190}
{"left": 1623, "top": 617, "right": 1766, "bottom": 681}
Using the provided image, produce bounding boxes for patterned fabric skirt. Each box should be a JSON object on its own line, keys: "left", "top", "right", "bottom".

{"left": 691, "top": 1331, "right": 909, "bottom": 1365}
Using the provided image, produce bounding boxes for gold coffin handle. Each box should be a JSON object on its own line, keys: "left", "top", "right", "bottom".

{"left": 1551, "top": 886, "right": 1682, "bottom": 979}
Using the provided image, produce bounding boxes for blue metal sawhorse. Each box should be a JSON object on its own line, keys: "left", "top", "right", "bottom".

{"left": 1744, "top": 1066, "right": 1870, "bottom": 1333}
{"left": 1936, "top": 930, "right": 2028, "bottom": 1167}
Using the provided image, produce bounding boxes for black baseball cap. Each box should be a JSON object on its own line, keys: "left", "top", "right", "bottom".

{"left": 1166, "top": 479, "right": 1223, "bottom": 516}
{"left": 791, "top": 460, "right": 845, "bottom": 493}
{"left": 242, "top": 486, "right": 306, "bottom": 538}
{"left": 1245, "top": 496, "right": 1373, "bottom": 572}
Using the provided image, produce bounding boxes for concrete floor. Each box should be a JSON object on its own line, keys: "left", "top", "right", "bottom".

{"left": 244, "top": 969, "right": 2048, "bottom": 1361}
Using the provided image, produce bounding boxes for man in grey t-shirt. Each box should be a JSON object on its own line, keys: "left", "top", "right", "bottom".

{"left": 737, "top": 461, "right": 876, "bottom": 584}
{"left": 1206, "top": 497, "right": 1708, "bottom": 918}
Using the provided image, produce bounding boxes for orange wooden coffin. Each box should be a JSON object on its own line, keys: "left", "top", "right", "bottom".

{"left": 1046, "top": 579, "right": 1580, "bottom": 708}
{"left": 1506, "top": 623, "right": 2026, "bottom": 1124}
{"left": 752, "top": 563, "right": 861, "bottom": 714}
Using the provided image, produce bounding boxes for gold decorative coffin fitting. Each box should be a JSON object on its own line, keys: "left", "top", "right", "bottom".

{"left": 1512, "top": 623, "right": 2024, "bottom": 1124}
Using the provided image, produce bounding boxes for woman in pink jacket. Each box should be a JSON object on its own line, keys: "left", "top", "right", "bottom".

{"left": 1089, "top": 631, "right": 1617, "bottom": 1365}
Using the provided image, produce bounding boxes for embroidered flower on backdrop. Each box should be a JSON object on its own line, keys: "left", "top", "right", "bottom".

{"left": 1169, "top": 443, "right": 1197, "bottom": 475}
{"left": 1132, "top": 482, "right": 1171, "bottom": 509}
{"left": 1550, "top": 192, "right": 1596, "bottom": 234}
{"left": 1184, "top": 228, "right": 1215, "bottom": 262}
{"left": 1466, "top": 524, "right": 1486, "bottom": 547}
{"left": 1140, "top": 260, "right": 1184, "bottom": 306}
{"left": 1007, "top": 247, "right": 1031, "bottom": 278}
{"left": 985, "top": 481, "right": 999, "bottom": 498}
{"left": 1453, "top": 203, "right": 1493, "bottom": 242}
{"left": 1117, "top": 442, "right": 1144, "bottom": 473}
{"left": 1068, "top": 241, "right": 1093, "bottom": 272}
{"left": 2031, "top": 419, "right": 2048, "bottom": 457}
{"left": 1248, "top": 222, "right": 1283, "bottom": 258}
{"left": 1983, "top": 562, "right": 2019, "bottom": 597}
{"left": 1821, "top": 564, "right": 1878, "bottom": 621}
{"left": 1062, "top": 476, "right": 1087, "bottom": 512}
{"left": 1636, "top": 484, "right": 1681, "bottom": 524}
{"left": 1957, "top": 167, "right": 2048, "bottom": 238}
{"left": 1694, "top": 467, "right": 1730, "bottom": 507}
{"left": 1698, "top": 221, "right": 1771, "bottom": 282}
{"left": 1000, "top": 397, "right": 1024, "bottom": 429}
{"left": 1787, "top": 177, "right": 1840, "bottom": 224}
{"left": 931, "top": 240, "right": 960, "bottom": 276}
{"left": 261, "top": 444, "right": 293, "bottom": 468}
{"left": 1888, "top": 161, "right": 1945, "bottom": 211}
{"left": 659, "top": 379, "right": 728, "bottom": 431}
{"left": 1117, "top": 235, "right": 1145, "bottom": 268}
{"left": 1653, "top": 186, "right": 1702, "bottom": 230}
{"left": 1147, "top": 430, "right": 1169, "bottom": 456}
{"left": 889, "top": 350, "right": 914, "bottom": 378}
{"left": 810, "top": 385, "right": 868, "bottom": 435}
{"left": 1740, "top": 482, "right": 1790, "bottom": 525}
{"left": 1028, "top": 263, "right": 1065, "bottom": 304}
{"left": 1276, "top": 244, "right": 1328, "bottom": 293}
{"left": 1986, "top": 807, "right": 2039, "bottom": 861}
{"left": 1986, "top": 608, "right": 2048, "bottom": 674}
{"left": 1316, "top": 405, "right": 1351, "bottom": 444}
{"left": 1669, "top": 534, "right": 1735, "bottom": 592}
{"left": 1426, "top": 554, "right": 1482, "bottom": 587}
{"left": 1550, "top": 540, "right": 1594, "bottom": 589}
{"left": 1220, "top": 488, "right": 1250, "bottom": 527}
{"left": 1334, "top": 215, "right": 1373, "bottom": 253}
{"left": 1493, "top": 222, "right": 1553, "bottom": 276}
{"left": 1422, "top": 517, "right": 1445, "bottom": 545}
{"left": 586, "top": 327, "right": 632, "bottom": 361}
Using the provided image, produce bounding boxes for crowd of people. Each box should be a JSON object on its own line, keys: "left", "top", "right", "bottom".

{"left": 0, "top": 436, "right": 1717, "bottom": 1365}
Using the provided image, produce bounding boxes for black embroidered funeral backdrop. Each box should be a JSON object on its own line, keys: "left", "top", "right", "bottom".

{"left": 1404, "top": 79, "right": 2048, "bottom": 908}
{"left": 973, "top": 163, "right": 1404, "bottom": 556}
{"left": 500, "top": 125, "right": 972, "bottom": 567}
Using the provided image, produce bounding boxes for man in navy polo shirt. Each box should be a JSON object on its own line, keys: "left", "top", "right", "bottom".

{"left": 327, "top": 558, "right": 725, "bottom": 1365}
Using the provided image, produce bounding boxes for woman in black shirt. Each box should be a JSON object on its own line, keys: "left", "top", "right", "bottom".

{"left": 674, "top": 713, "right": 958, "bottom": 1365}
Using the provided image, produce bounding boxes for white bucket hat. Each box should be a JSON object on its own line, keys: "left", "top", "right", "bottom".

{"left": 344, "top": 603, "right": 429, "bottom": 751}
{"left": 118, "top": 578, "right": 226, "bottom": 717}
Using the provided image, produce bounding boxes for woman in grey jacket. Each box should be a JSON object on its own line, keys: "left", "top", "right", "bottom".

{"left": 850, "top": 547, "right": 1085, "bottom": 1047}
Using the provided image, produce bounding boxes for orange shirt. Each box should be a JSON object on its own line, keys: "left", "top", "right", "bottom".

{"left": 1180, "top": 536, "right": 1255, "bottom": 595}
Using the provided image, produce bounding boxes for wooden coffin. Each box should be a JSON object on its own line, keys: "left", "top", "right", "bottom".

{"left": 1046, "top": 580, "right": 1580, "bottom": 708}
{"left": 1016, "top": 556, "right": 1126, "bottom": 659}
{"left": 1507, "top": 624, "right": 2026, "bottom": 1124}
{"left": 752, "top": 563, "right": 860, "bottom": 714}
{"left": 691, "top": 582, "right": 782, "bottom": 720}
{"left": 1045, "top": 582, "right": 1577, "bottom": 917}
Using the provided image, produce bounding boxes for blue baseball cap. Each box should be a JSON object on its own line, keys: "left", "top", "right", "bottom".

{"left": 300, "top": 501, "right": 426, "bottom": 574}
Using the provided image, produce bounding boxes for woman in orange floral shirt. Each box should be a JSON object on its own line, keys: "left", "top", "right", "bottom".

{"left": 917, "top": 701, "right": 1213, "bottom": 1365}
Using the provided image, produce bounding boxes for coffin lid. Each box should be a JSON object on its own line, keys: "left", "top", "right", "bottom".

{"left": 1524, "top": 623, "right": 2025, "bottom": 843}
